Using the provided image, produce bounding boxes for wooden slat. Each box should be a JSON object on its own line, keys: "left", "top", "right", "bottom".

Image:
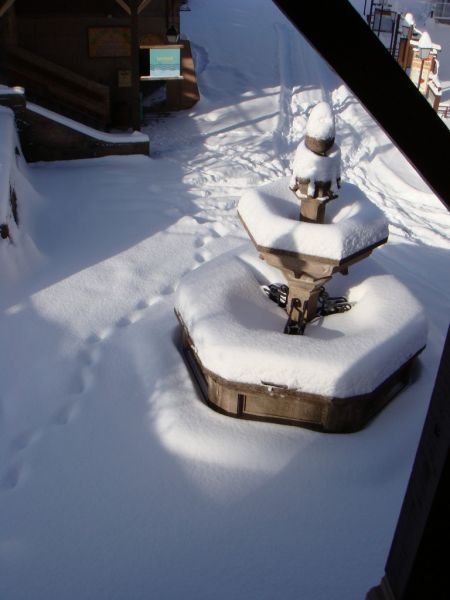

{"left": 0, "top": 0, "right": 16, "bottom": 19}
{"left": 114, "top": 0, "right": 131, "bottom": 15}
{"left": 5, "top": 46, "right": 110, "bottom": 123}
{"left": 138, "top": 0, "right": 152, "bottom": 14}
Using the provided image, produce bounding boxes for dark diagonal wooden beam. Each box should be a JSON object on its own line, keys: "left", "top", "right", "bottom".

{"left": 273, "top": 0, "right": 450, "bottom": 209}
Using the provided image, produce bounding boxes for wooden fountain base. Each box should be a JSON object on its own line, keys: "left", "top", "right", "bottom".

{"left": 174, "top": 246, "right": 427, "bottom": 434}
{"left": 176, "top": 311, "right": 422, "bottom": 433}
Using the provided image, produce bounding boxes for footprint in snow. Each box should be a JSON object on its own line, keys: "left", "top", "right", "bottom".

{"left": 195, "top": 234, "right": 215, "bottom": 248}
{"left": 195, "top": 249, "right": 212, "bottom": 264}
{"left": 10, "top": 429, "right": 41, "bottom": 453}
{"left": 117, "top": 310, "right": 146, "bottom": 328}
{"left": 116, "top": 316, "right": 132, "bottom": 328}
{"left": 136, "top": 299, "right": 149, "bottom": 310}
{"left": 148, "top": 295, "right": 164, "bottom": 306}
{"left": 191, "top": 215, "right": 210, "bottom": 225}
{"left": 86, "top": 326, "right": 113, "bottom": 345}
{"left": 52, "top": 401, "right": 80, "bottom": 426}
{"left": 161, "top": 283, "right": 176, "bottom": 296}
{"left": 1, "top": 292, "right": 171, "bottom": 492}
{"left": 86, "top": 332, "right": 102, "bottom": 345}
{"left": 194, "top": 252, "right": 206, "bottom": 264}
{"left": 68, "top": 372, "right": 87, "bottom": 396}
{"left": 1, "top": 461, "right": 25, "bottom": 491}
{"left": 78, "top": 348, "right": 94, "bottom": 367}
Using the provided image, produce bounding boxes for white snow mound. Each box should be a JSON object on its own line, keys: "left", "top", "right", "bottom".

{"left": 0, "top": 107, "right": 43, "bottom": 280}
{"left": 238, "top": 177, "right": 389, "bottom": 260}
{"left": 175, "top": 245, "right": 427, "bottom": 398}
{"left": 306, "top": 101, "right": 336, "bottom": 140}
{"left": 290, "top": 141, "right": 341, "bottom": 196}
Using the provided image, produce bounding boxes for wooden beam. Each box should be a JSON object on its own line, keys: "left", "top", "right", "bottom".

{"left": 138, "top": 0, "right": 152, "bottom": 14}
{"left": 369, "top": 326, "right": 450, "bottom": 599}
{"left": 130, "top": 0, "right": 141, "bottom": 130}
{"left": 272, "top": 0, "right": 450, "bottom": 210}
{"left": 0, "top": 0, "right": 16, "bottom": 19}
{"left": 114, "top": 0, "right": 131, "bottom": 15}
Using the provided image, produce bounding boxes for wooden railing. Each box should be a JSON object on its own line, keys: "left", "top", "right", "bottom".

{"left": 2, "top": 46, "right": 110, "bottom": 129}
{"left": 437, "top": 105, "right": 450, "bottom": 119}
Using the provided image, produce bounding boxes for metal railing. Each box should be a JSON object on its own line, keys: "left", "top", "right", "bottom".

{"left": 438, "top": 105, "right": 450, "bottom": 118}
{"left": 431, "top": 2, "right": 450, "bottom": 21}
{"left": 364, "top": 1, "right": 402, "bottom": 60}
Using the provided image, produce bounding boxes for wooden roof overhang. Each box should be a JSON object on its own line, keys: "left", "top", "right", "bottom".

{"left": 0, "top": 0, "right": 158, "bottom": 17}
{"left": 273, "top": 0, "right": 450, "bottom": 210}
{"left": 0, "top": 0, "right": 16, "bottom": 18}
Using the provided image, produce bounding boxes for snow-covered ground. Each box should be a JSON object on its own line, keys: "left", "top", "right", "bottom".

{"left": 1, "top": 1, "right": 449, "bottom": 599}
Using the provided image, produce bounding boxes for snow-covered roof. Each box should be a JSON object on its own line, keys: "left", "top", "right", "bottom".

{"left": 404, "top": 12, "right": 415, "bottom": 27}
{"left": 419, "top": 30, "right": 433, "bottom": 49}
{"left": 410, "top": 34, "right": 442, "bottom": 53}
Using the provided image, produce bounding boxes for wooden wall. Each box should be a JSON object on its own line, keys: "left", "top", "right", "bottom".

{"left": 10, "top": 1, "right": 180, "bottom": 127}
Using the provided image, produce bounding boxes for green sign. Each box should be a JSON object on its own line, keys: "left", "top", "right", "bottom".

{"left": 149, "top": 48, "right": 181, "bottom": 79}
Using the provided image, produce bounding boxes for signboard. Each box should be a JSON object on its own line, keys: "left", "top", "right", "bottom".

{"left": 89, "top": 28, "right": 131, "bottom": 58}
{"left": 148, "top": 48, "right": 181, "bottom": 79}
{"left": 118, "top": 69, "right": 132, "bottom": 88}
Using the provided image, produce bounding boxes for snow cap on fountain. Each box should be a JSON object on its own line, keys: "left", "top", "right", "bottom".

{"left": 289, "top": 102, "right": 341, "bottom": 210}
{"left": 305, "top": 101, "right": 335, "bottom": 155}
{"left": 290, "top": 142, "right": 341, "bottom": 199}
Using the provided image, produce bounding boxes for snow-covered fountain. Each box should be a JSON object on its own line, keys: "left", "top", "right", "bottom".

{"left": 175, "top": 102, "right": 427, "bottom": 432}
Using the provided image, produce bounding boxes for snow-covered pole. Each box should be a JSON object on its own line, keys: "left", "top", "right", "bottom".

{"left": 289, "top": 102, "right": 341, "bottom": 223}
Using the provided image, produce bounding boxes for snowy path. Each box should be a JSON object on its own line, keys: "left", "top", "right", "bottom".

{"left": 1, "top": 1, "right": 450, "bottom": 599}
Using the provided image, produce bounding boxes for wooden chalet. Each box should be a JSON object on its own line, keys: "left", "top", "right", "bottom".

{"left": 0, "top": 0, "right": 200, "bottom": 130}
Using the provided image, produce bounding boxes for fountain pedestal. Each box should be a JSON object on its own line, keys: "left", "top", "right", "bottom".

{"left": 240, "top": 177, "right": 389, "bottom": 322}
{"left": 174, "top": 246, "right": 426, "bottom": 432}
{"left": 174, "top": 102, "right": 427, "bottom": 432}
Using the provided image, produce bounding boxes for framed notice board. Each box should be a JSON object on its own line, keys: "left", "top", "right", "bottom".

{"left": 89, "top": 28, "right": 131, "bottom": 58}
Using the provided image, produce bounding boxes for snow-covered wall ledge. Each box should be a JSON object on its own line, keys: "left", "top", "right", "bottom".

{"left": 0, "top": 107, "right": 15, "bottom": 231}
{"left": 0, "top": 88, "right": 149, "bottom": 162}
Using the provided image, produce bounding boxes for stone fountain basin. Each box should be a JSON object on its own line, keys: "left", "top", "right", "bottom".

{"left": 175, "top": 245, "right": 427, "bottom": 431}
{"left": 238, "top": 177, "right": 389, "bottom": 262}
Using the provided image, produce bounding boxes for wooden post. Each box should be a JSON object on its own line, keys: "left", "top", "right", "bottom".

{"left": 397, "top": 37, "right": 407, "bottom": 69}
{"left": 0, "top": 0, "right": 17, "bottom": 45}
{"left": 130, "top": 0, "right": 141, "bottom": 131}
{"left": 367, "top": 326, "right": 450, "bottom": 599}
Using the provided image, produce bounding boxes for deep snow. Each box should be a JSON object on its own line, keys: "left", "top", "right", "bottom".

{"left": 238, "top": 177, "right": 389, "bottom": 260}
{"left": 174, "top": 247, "right": 427, "bottom": 397}
{"left": 1, "top": 1, "right": 449, "bottom": 599}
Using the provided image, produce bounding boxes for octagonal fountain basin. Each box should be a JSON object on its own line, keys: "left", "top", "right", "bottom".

{"left": 238, "top": 177, "right": 389, "bottom": 263}
{"left": 175, "top": 245, "right": 427, "bottom": 433}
